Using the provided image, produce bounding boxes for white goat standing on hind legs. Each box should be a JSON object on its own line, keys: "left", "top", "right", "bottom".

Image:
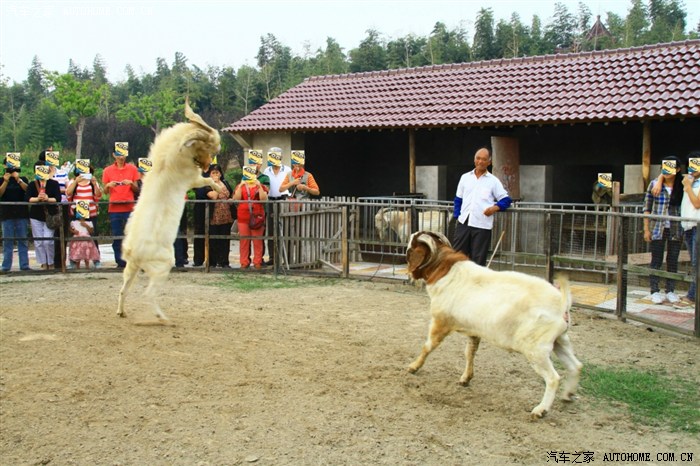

{"left": 116, "top": 98, "right": 222, "bottom": 323}
{"left": 405, "top": 230, "right": 582, "bottom": 419}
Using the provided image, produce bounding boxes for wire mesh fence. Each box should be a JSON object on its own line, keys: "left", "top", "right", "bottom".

{"left": 1, "top": 198, "right": 698, "bottom": 336}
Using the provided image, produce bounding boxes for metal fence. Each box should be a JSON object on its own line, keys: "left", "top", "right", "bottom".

{"left": 1, "top": 198, "right": 698, "bottom": 337}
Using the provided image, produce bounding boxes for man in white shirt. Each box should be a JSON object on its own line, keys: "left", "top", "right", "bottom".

{"left": 452, "top": 147, "right": 512, "bottom": 266}
{"left": 262, "top": 147, "right": 291, "bottom": 266}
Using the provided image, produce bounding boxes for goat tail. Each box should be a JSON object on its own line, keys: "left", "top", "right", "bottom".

{"left": 554, "top": 274, "right": 573, "bottom": 327}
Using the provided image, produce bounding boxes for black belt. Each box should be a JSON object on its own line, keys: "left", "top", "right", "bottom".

{"left": 269, "top": 196, "right": 287, "bottom": 201}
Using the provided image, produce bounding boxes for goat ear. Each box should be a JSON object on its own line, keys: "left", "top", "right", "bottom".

{"left": 406, "top": 245, "right": 429, "bottom": 275}
{"left": 184, "top": 97, "right": 216, "bottom": 134}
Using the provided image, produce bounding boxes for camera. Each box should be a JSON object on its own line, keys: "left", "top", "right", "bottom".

{"left": 82, "top": 173, "right": 92, "bottom": 180}
{"left": 5, "top": 167, "right": 19, "bottom": 174}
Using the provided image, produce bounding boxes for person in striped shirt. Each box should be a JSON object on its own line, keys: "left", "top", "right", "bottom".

{"left": 66, "top": 164, "right": 103, "bottom": 268}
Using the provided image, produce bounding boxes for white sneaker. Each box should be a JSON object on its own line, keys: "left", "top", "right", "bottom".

{"left": 666, "top": 292, "right": 680, "bottom": 304}
{"left": 650, "top": 292, "right": 666, "bottom": 304}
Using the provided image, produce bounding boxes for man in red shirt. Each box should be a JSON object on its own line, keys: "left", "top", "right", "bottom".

{"left": 102, "top": 150, "right": 140, "bottom": 267}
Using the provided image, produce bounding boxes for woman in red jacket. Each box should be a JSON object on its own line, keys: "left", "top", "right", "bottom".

{"left": 232, "top": 171, "right": 269, "bottom": 269}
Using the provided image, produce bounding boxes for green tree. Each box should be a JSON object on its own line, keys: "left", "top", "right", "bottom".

{"left": 32, "top": 99, "right": 69, "bottom": 150}
{"left": 574, "top": 2, "right": 593, "bottom": 50}
{"left": 495, "top": 13, "right": 528, "bottom": 58}
{"left": 49, "top": 73, "right": 109, "bottom": 157}
{"left": 26, "top": 56, "right": 46, "bottom": 108}
{"left": 92, "top": 54, "right": 108, "bottom": 86}
{"left": 647, "top": 0, "right": 687, "bottom": 42}
{"left": 0, "top": 83, "right": 27, "bottom": 150}
{"left": 593, "top": 12, "right": 624, "bottom": 50}
{"left": 256, "top": 34, "right": 294, "bottom": 101}
{"left": 233, "top": 65, "right": 263, "bottom": 116}
{"left": 624, "top": 0, "right": 649, "bottom": 46}
{"left": 153, "top": 57, "right": 171, "bottom": 89}
{"left": 524, "top": 15, "right": 544, "bottom": 56}
{"left": 348, "top": 29, "right": 387, "bottom": 72}
{"left": 115, "top": 88, "right": 181, "bottom": 135}
{"left": 473, "top": 8, "right": 496, "bottom": 60}
{"left": 543, "top": 2, "right": 577, "bottom": 51}
{"left": 209, "top": 66, "right": 238, "bottom": 115}
{"left": 424, "top": 22, "right": 470, "bottom": 65}
{"left": 315, "top": 38, "right": 349, "bottom": 75}
{"left": 386, "top": 34, "right": 428, "bottom": 68}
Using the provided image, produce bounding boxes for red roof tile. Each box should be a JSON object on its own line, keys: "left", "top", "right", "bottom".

{"left": 224, "top": 41, "right": 700, "bottom": 133}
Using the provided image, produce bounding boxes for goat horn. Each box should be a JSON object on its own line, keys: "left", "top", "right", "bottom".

{"left": 433, "top": 231, "right": 452, "bottom": 248}
{"left": 183, "top": 129, "right": 214, "bottom": 149}
{"left": 184, "top": 97, "right": 215, "bottom": 133}
{"left": 406, "top": 232, "right": 438, "bottom": 271}
{"left": 415, "top": 232, "right": 437, "bottom": 256}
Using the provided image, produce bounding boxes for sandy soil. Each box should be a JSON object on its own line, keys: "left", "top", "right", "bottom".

{"left": 1, "top": 271, "right": 698, "bottom": 465}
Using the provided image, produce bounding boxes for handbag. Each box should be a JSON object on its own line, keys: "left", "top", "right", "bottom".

{"left": 35, "top": 181, "right": 62, "bottom": 229}
{"left": 45, "top": 208, "right": 63, "bottom": 230}
{"left": 245, "top": 184, "right": 265, "bottom": 230}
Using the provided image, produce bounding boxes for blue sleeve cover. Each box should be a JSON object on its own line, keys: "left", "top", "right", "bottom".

{"left": 453, "top": 197, "right": 462, "bottom": 218}
{"left": 496, "top": 196, "right": 512, "bottom": 211}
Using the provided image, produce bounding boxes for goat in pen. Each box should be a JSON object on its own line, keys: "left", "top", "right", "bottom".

{"left": 116, "top": 98, "right": 222, "bottom": 322}
{"left": 374, "top": 207, "right": 446, "bottom": 244}
{"left": 405, "top": 230, "right": 582, "bottom": 419}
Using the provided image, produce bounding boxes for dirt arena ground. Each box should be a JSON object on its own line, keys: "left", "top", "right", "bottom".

{"left": 1, "top": 271, "right": 698, "bottom": 465}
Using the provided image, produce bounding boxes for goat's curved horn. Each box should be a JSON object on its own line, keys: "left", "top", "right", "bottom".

{"left": 415, "top": 232, "right": 438, "bottom": 257}
{"left": 184, "top": 97, "right": 215, "bottom": 133}
{"left": 406, "top": 231, "right": 437, "bottom": 273}
{"left": 183, "top": 129, "right": 213, "bottom": 148}
{"left": 433, "top": 231, "right": 452, "bottom": 248}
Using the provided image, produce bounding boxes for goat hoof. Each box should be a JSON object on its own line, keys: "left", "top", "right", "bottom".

{"left": 530, "top": 409, "right": 547, "bottom": 420}
{"left": 562, "top": 393, "right": 576, "bottom": 402}
{"left": 116, "top": 312, "right": 126, "bottom": 318}
{"left": 407, "top": 366, "right": 419, "bottom": 374}
{"left": 458, "top": 378, "right": 471, "bottom": 386}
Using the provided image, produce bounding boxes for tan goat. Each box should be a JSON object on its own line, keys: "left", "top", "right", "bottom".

{"left": 375, "top": 207, "right": 446, "bottom": 244}
{"left": 116, "top": 99, "right": 222, "bottom": 322}
{"left": 406, "top": 230, "right": 582, "bottom": 418}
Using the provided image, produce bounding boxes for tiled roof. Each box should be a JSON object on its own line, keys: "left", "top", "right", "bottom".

{"left": 223, "top": 40, "right": 700, "bottom": 133}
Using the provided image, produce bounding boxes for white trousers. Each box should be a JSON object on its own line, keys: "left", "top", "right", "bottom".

{"left": 30, "top": 219, "right": 55, "bottom": 266}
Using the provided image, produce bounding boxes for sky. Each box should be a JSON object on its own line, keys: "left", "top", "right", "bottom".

{"left": 0, "top": 0, "right": 697, "bottom": 84}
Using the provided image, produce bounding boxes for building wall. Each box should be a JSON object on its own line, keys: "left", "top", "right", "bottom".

{"left": 246, "top": 132, "right": 294, "bottom": 166}
{"left": 269, "top": 117, "right": 700, "bottom": 202}
{"left": 306, "top": 131, "right": 409, "bottom": 197}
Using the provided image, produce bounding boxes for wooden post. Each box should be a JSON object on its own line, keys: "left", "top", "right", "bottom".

{"left": 409, "top": 129, "right": 416, "bottom": 193}
{"left": 545, "top": 212, "right": 554, "bottom": 283}
{"left": 616, "top": 213, "right": 628, "bottom": 322}
{"left": 642, "top": 121, "right": 651, "bottom": 189}
{"left": 204, "top": 202, "right": 210, "bottom": 272}
{"left": 341, "top": 206, "right": 349, "bottom": 278}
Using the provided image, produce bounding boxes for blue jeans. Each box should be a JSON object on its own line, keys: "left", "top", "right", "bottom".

{"left": 649, "top": 229, "right": 681, "bottom": 294}
{"left": 684, "top": 227, "right": 697, "bottom": 300}
{"left": 2, "top": 218, "right": 30, "bottom": 271}
{"left": 109, "top": 212, "right": 131, "bottom": 267}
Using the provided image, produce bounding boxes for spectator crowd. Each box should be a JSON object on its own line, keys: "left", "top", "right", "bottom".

{"left": 1, "top": 146, "right": 321, "bottom": 273}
